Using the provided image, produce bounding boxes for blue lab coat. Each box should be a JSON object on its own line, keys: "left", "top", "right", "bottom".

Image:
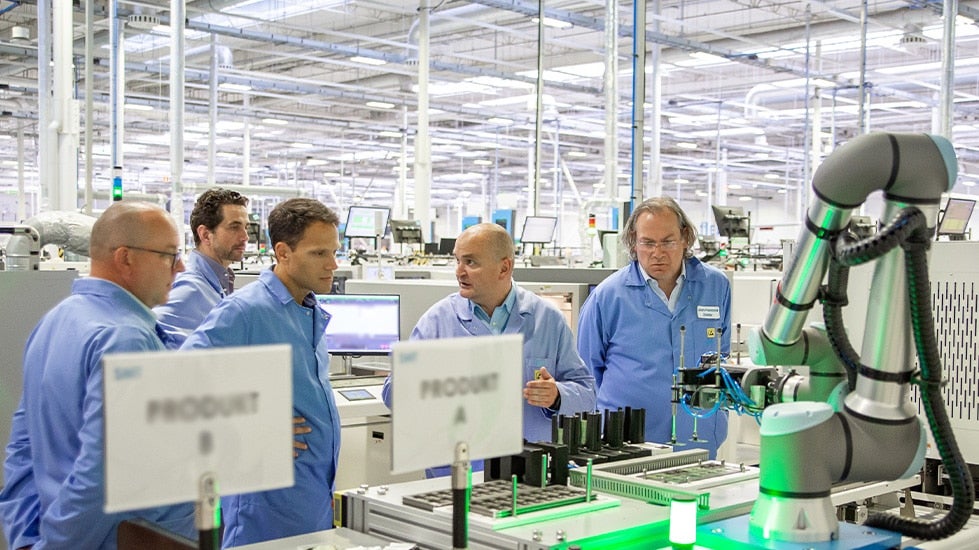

{"left": 0, "top": 278, "right": 195, "bottom": 550}
{"left": 577, "top": 257, "right": 731, "bottom": 458}
{"left": 154, "top": 250, "right": 230, "bottom": 348}
{"left": 182, "top": 268, "right": 341, "bottom": 547}
{"left": 382, "top": 284, "right": 597, "bottom": 445}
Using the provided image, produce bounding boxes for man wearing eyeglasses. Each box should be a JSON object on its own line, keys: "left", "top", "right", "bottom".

{"left": 577, "top": 196, "right": 731, "bottom": 459}
{"left": 155, "top": 188, "right": 250, "bottom": 348}
{"left": 0, "top": 202, "right": 194, "bottom": 549}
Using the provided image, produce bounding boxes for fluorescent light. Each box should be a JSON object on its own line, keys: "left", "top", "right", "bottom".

{"left": 963, "top": 180, "right": 977, "bottom": 187}
{"left": 378, "top": 130, "right": 403, "bottom": 138}
{"left": 739, "top": 195, "right": 753, "bottom": 201}
{"left": 124, "top": 103, "right": 154, "bottom": 111}
{"left": 473, "top": 159, "right": 493, "bottom": 166}
{"left": 532, "top": 16, "right": 573, "bottom": 29}
{"left": 674, "top": 51, "right": 729, "bottom": 68}
{"left": 777, "top": 189, "right": 787, "bottom": 194}
{"left": 261, "top": 118, "right": 289, "bottom": 126}
{"left": 728, "top": 184, "right": 742, "bottom": 189}
{"left": 350, "top": 56, "right": 387, "bottom": 66}
{"left": 289, "top": 142, "right": 314, "bottom": 149}
{"left": 219, "top": 82, "right": 252, "bottom": 92}
{"left": 366, "top": 101, "right": 395, "bottom": 109}
{"left": 764, "top": 173, "right": 780, "bottom": 179}
{"left": 306, "top": 159, "right": 329, "bottom": 166}
{"left": 567, "top": 151, "right": 588, "bottom": 158}
{"left": 487, "top": 117, "right": 513, "bottom": 125}
{"left": 676, "top": 142, "right": 698, "bottom": 150}
{"left": 674, "top": 178, "right": 690, "bottom": 184}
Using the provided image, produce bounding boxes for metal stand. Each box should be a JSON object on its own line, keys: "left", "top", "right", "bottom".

{"left": 451, "top": 442, "right": 470, "bottom": 550}
{"left": 196, "top": 472, "right": 221, "bottom": 550}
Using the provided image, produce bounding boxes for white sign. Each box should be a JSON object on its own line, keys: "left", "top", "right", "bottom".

{"left": 390, "top": 334, "right": 523, "bottom": 474}
{"left": 103, "top": 345, "right": 294, "bottom": 512}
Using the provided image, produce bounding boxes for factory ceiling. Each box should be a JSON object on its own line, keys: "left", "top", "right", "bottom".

{"left": 1, "top": 0, "right": 978, "bottom": 218}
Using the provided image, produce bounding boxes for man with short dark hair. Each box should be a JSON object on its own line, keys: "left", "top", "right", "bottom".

{"left": 0, "top": 202, "right": 194, "bottom": 549}
{"left": 182, "top": 198, "right": 342, "bottom": 546}
{"left": 155, "top": 187, "right": 249, "bottom": 347}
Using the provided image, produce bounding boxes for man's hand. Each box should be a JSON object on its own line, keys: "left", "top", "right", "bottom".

{"left": 523, "top": 367, "right": 560, "bottom": 409}
{"left": 293, "top": 416, "right": 312, "bottom": 458}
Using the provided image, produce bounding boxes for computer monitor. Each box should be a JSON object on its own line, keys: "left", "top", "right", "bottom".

{"left": 937, "top": 198, "right": 976, "bottom": 238}
{"left": 597, "top": 229, "right": 618, "bottom": 250}
{"left": 711, "top": 205, "right": 750, "bottom": 239}
{"left": 520, "top": 216, "right": 558, "bottom": 244}
{"left": 317, "top": 294, "right": 400, "bottom": 355}
{"left": 343, "top": 206, "right": 390, "bottom": 238}
{"left": 438, "top": 237, "right": 456, "bottom": 255}
{"left": 389, "top": 219, "right": 423, "bottom": 244}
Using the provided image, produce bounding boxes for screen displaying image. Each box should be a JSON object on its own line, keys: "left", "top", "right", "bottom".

{"left": 317, "top": 294, "right": 400, "bottom": 355}
{"left": 938, "top": 198, "right": 976, "bottom": 236}
{"left": 520, "top": 216, "right": 558, "bottom": 244}
{"left": 344, "top": 206, "right": 390, "bottom": 238}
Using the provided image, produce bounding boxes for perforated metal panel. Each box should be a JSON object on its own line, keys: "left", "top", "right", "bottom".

{"left": 912, "top": 242, "right": 979, "bottom": 464}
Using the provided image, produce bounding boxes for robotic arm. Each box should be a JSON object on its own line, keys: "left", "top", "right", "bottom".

{"left": 744, "top": 132, "right": 974, "bottom": 543}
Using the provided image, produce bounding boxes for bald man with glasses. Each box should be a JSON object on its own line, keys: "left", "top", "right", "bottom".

{"left": 0, "top": 202, "right": 194, "bottom": 550}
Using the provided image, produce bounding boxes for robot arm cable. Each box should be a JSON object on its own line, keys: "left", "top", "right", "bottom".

{"left": 863, "top": 220, "right": 975, "bottom": 540}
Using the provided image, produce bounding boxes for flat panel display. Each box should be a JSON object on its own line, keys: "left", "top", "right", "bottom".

{"left": 937, "top": 198, "right": 976, "bottom": 236}
{"left": 317, "top": 294, "right": 400, "bottom": 355}
{"left": 344, "top": 206, "right": 390, "bottom": 238}
{"left": 520, "top": 216, "right": 558, "bottom": 244}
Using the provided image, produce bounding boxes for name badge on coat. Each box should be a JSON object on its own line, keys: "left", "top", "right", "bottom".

{"left": 697, "top": 305, "right": 720, "bottom": 319}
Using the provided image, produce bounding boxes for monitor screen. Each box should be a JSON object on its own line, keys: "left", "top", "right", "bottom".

{"left": 520, "top": 216, "right": 558, "bottom": 244}
{"left": 438, "top": 237, "right": 456, "bottom": 255}
{"left": 389, "top": 219, "right": 423, "bottom": 244}
{"left": 711, "top": 205, "right": 750, "bottom": 238}
{"left": 317, "top": 294, "right": 400, "bottom": 355}
{"left": 937, "top": 198, "right": 976, "bottom": 236}
{"left": 344, "top": 206, "right": 390, "bottom": 238}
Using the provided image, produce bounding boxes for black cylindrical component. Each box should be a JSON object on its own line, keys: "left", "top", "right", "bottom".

{"left": 551, "top": 414, "right": 561, "bottom": 444}
{"left": 602, "top": 409, "right": 611, "bottom": 445}
{"left": 622, "top": 406, "right": 633, "bottom": 442}
{"left": 628, "top": 408, "right": 646, "bottom": 444}
{"left": 199, "top": 528, "right": 220, "bottom": 550}
{"left": 608, "top": 408, "right": 624, "bottom": 449}
{"left": 562, "top": 415, "right": 580, "bottom": 454}
{"left": 585, "top": 412, "right": 602, "bottom": 452}
{"left": 452, "top": 488, "right": 468, "bottom": 549}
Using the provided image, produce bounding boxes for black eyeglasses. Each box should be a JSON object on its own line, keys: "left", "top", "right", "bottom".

{"left": 124, "top": 246, "right": 182, "bottom": 269}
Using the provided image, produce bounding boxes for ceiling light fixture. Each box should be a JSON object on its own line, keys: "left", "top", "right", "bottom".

{"left": 532, "top": 16, "right": 573, "bottom": 29}
{"left": 350, "top": 56, "right": 387, "bottom": 66}
{"left": 366, "top": 101, "right": 395, "bottom": 109}
{"left": 219, "top": 82, "right": 252, "bottom": 92}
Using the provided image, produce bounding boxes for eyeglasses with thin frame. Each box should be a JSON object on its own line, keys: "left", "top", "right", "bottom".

{"left": 124, "top": 245, "right": 182, "bottom": 269}
{"left": 636, "top": 239, "right": 681, "bottom": 252}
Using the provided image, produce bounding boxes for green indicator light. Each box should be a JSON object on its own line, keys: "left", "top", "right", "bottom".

{"left": 111, "top": 177, "right": 123, "bottom": 201}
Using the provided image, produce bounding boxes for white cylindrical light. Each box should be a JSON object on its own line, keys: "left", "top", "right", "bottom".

{"left": 669, "top": 495, "right": 697, "bottom": 548}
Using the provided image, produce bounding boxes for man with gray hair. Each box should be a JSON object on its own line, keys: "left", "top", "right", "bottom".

{"left": 381, "top": 222, "right": 596, "bottom": 476}
{"left": 577, "top": 196, "right": 731, "bottom": 458}
{"left": 0, "top": 201, "right": 194, "bottom": 549}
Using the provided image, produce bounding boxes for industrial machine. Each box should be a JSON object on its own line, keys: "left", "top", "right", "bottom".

{"left": 679, "top": 132, "right": 975, "bottom": 546}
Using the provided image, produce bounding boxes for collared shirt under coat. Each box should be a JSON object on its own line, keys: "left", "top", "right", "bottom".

{"left": 577, "top": 257, "right": 731, "bottom": 458}
{"left": 154, "top": 249, "right": 231, "bottom": 348}
{"left": 181, "top": 268, "right": 340, "bottom": 547}
{"left": 0, "top": 278, "right": 195, "bottom": 549}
